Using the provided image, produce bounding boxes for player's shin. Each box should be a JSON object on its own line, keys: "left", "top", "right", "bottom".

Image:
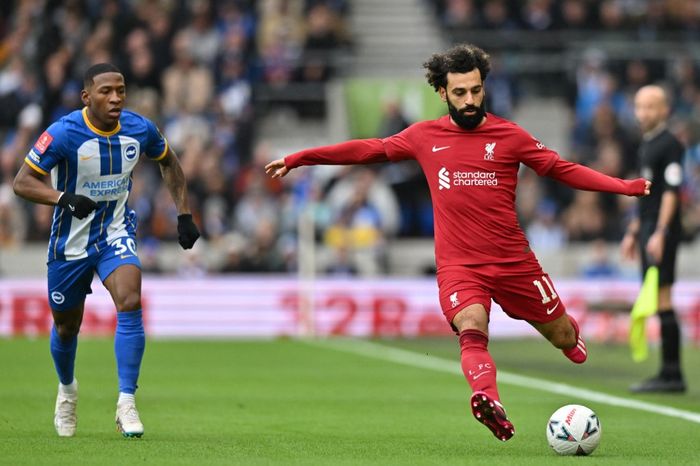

{"left": 458, "top": 329, "right": 500, "bottom": 401}
{"left": 114, "top": 309, "right": 145, "bottom": 395}
{"left": 50, "top": 325, "right": 78, "bottom": 386}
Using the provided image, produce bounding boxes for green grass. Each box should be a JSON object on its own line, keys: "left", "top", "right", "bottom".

{"left": 0, "top": 337, "right": 698, "bottom": 465}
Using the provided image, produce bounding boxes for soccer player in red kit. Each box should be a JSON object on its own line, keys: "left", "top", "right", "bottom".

{"left": 265, "top": 44, "right": 650, "bottom": 441}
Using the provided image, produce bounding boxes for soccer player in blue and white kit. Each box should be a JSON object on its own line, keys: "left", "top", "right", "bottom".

{"left": 13, "top": 63, "right": 200, "bottom": 438}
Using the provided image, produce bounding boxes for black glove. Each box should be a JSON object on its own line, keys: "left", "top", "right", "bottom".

{"left": 177, "top": 214, "right": 200, "bottom": 249}
{"left": 57, "top": 192, "right": 98, "bottom": 219}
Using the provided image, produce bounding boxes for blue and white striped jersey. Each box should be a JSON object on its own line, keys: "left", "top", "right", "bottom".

{"left": 24, "top": 107, "right": 168, "bottom": 262}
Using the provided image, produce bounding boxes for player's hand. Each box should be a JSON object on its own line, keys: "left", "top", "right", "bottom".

{"left": 620, "top": 232, "right": 638, "bottom": 261}
{"left": 629, "top": 178, "right": 651, "bottom": 196}
{"left": 57, "top": 192, "right": 98, "bottom": 219}
{"left": 177, "top": 214, "right": 200, "bottom": 249}
{"left": 264, "top": 158, "right": 290, "bottom": 178}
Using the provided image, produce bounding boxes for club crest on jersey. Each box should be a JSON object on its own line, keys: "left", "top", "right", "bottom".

{"left": 34, "top": 131, "right": 53, "bottom": 154}
{"left": 124, "top": 144, "right": 138, "bottom": 161}
{"left": 450, "top": 291, "right": 460, "bottom": 308}
{"left": 51, "top": 291, "right": 65, "bottom": 304}
{"left": 484, "top": 142, "right": 496, "bottom": 160}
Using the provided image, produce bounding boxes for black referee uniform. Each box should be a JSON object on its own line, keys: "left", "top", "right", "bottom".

{"left": 637, "top": 128, "right": 684, "bottom": 284}
{"left": 631, "top": 126, "right": 686, "bottom": 393}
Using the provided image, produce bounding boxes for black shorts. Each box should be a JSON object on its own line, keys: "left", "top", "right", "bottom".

{"left": 639, "top": 222, "right": 680, "bottom": 286}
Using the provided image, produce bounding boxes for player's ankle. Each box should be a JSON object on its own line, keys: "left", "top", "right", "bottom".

{"left": 118, "top": 392, "right": 136, "bottom": 406}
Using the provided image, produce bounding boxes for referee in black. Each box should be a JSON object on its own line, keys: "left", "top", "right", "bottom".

{"left": 621, "top": 85, "right": 686, "bottom": 393}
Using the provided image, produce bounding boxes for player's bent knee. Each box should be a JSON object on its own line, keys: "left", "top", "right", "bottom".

{"left": 115, "top": 292, "right": 142, "bottom": 312}
{"left": 452, "top": 304, "right": 489, "bottom": 333}
{"left": 56, "top": 322, "right": 80, "bottom": 340}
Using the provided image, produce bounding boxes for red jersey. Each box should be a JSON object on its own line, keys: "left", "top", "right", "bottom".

{"left": 382, "top": 114, "right": 556, "bottom": 267}
{"left": 283, "top": 113, "right": 646, "bottom": 269}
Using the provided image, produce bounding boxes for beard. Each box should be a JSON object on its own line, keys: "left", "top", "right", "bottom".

{"left": 447, "top": 98, "right": 486, "bottom": 130}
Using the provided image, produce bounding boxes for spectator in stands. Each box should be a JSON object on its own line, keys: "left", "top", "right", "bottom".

{"left": 579, "top": 239, "right": 620, "bottom": 278}
{"left": 526, "top": 199, "right": 566, "bottom": 252}
{"left": 555, "top": 0, "right": 590, "bottom": 30}
{"left": 323, "top": 189, "right": 386, "bottom": 276}
{"left": 122, "top": 28, "right": 161, "bottom": 93}
{"left": 561, "top": 190, "right": 607, "bottom": 241}
{"left": 299, "top": 2, "right": 344, "bottom": 82}
{"left": 162, "top": 30, "right": 214, "bottom": 116}
{"left": 0, "top": 145, "right": 27, "bottom": 246}
{"left": 233, "top": 170, "right": 280, "bottom": 239}
{"left": 183, "top": 0, "right": 221, "bottom": 67}
{"left": 238, "top": 219, "right": 288, "bottom": 272}
{"left": 598, "top": 0, "right": 627, "bottom": 31}
{"left": 377, "top": 99, "right": 411, "bottom": 138}
{"left": 481, "top": 0, "right": 518, "bottom": 31}
{"left": 522, "top": 0, "right": 555, "bottom": 30}
{"left": 441, "top": 0, "right": 481, "bottom": 30}
{"left": 325, "top": 167, "right": 400, "bottom": 238}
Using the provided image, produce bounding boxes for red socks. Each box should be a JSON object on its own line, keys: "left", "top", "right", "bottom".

{"left": 459, "top": 329, "right": 500, "bottom": 402}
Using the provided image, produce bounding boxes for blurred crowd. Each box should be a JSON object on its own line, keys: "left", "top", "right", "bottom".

{"left": 428, "top": 0, "right": 700, "bottom": 38}
{"left": 1, "top": 0, "right": 699, "bottom": 277}
{"left": 0, "top": 0, "right": 352, "bottom": 274}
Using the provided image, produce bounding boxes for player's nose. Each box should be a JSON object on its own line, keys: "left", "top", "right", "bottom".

{"left": 109, "top": 91, "right": 123, "bottom": 103}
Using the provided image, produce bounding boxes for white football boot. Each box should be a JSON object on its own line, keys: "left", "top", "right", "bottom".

{"left": 54, "top": 379, "right": 78, "bottom": 437}
{"left": 116, "top": 402, "right": 144, "bottom": 438}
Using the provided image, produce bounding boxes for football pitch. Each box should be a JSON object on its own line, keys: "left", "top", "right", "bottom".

{"left": 1, "top": 337, "right": 698, "bottom": 465}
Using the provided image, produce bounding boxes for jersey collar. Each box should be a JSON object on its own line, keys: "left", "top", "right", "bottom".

{"left": 82, "top": 107, "right": 121, "bottom": 136}
{"left": 642, "top": 122, "right": 667, "bottom": 141}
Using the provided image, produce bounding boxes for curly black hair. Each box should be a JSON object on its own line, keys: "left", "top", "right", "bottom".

{"left": 423, "top": 43, "right": 491, "bottom": 92}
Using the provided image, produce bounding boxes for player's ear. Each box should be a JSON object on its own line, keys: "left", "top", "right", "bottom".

{"left": 439, "top": 87, "right": 447, "bottom": 102}
{"left": 80, "top": 89, "right": 90, "bottom": 107}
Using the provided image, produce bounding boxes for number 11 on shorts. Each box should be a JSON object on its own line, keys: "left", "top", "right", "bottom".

{"left": 533, "top": 276, "right": 557, "bottom": 304}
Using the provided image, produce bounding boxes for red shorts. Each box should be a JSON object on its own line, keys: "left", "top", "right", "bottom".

{"left": 437, "top": 255, "right": 566, "bottom": 329}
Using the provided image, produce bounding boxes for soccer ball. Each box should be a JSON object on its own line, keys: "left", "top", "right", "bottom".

{"left": 546, "top": 404, "right": 601, "bottom": 456}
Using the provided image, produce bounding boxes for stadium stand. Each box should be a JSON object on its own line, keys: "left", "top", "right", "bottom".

{"left": 1, "top": 0, "right": 699, "bottom": 277}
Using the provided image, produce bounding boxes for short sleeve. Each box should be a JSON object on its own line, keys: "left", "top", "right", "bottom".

{"left": 382, "top": 125, "right": 416, "bottom": 162}
{"left": 24, "top": 123, "right": 65, "bottom": 175}
{"left": 661, "top": 138, "right": 684, "bottom": 192}
{"left": 143, "top": 117, "right": 168, "bottom": 161}
{"left": 512, "top": 127, "right": 560, "bottom": 176}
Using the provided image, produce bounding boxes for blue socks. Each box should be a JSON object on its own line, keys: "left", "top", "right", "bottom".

{"left": 114, "top": 309, "right": 145, "bottom": 394}
{"left": 50, "top": 326, "right": 77, "bottom": 385}
{"left": 51, "top": 310, "right": 144, "bottom": 393}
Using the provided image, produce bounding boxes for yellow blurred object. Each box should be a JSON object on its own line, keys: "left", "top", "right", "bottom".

{"left": 629, "top": 266, "right": 659, "bottom": 362}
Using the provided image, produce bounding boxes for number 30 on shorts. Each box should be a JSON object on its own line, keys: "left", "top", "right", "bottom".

{"left": 112, "top": 237, "right": 137, "bottom": 257}
{"left": 532, "top": 276, "right": 558, "bottom": 304}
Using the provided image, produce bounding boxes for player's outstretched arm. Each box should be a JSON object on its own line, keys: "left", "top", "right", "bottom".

{"left": 13, "top": 163, "right": 97, "bottom": 219}
{"left": 265, "top": 139, "right": 390, "bottom": 179}
{"left": 546, "top": 159, "right": 651, "bottom": 196}
{"left": 158, "top": 146, "right": 200, "bottom": 249}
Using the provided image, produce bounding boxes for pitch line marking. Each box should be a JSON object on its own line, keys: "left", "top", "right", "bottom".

{"left": 306, "top": 338, "right": 700, "bottom": 425}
